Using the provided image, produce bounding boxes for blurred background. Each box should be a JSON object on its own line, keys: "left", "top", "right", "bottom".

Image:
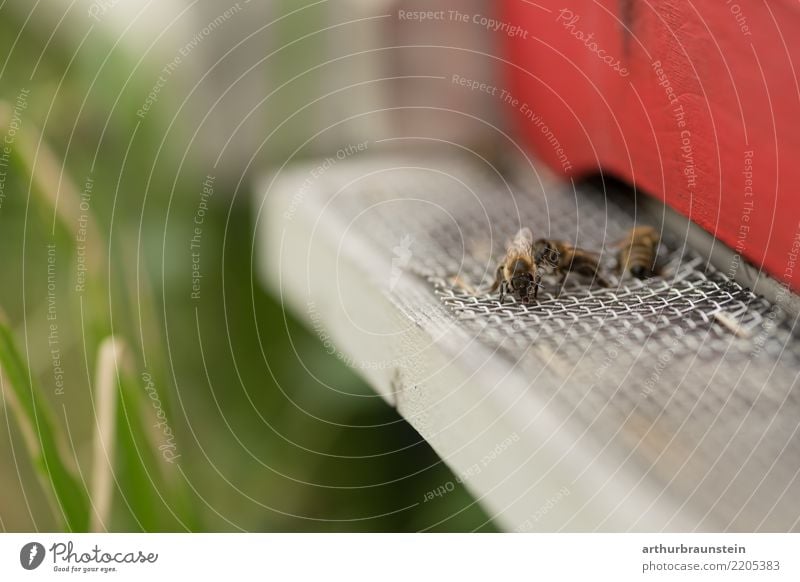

{"left": 0, "top": 0, "right": 510, "bottom": 531}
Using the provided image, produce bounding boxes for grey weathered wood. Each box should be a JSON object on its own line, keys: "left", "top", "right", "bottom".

{"left": 256, "top": 153, "right": 800, "bottom": 532}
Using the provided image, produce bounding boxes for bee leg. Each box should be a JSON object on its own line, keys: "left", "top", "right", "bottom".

{"left": 552, "top": 271, "right": 565, "bottom": 295}
{"left": 597, "top": 261, "right": 612, "bottom": 286}
{"left": 498, "top": 280, "right": 507, "bottom": 303}
{"left": 488, "top": 263, "right": 503, "bottom": 293}
{"left": 579, "top": 265, "right": 610, "bottom": 287}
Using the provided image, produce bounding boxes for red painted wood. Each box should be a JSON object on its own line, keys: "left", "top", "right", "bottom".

{"left": 502, "top": 0, "right": 800, "bottom": 293}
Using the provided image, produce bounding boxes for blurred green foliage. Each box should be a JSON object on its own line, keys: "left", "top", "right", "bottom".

{"left": 0, "top": 2, "right": 496, "bottom": 532}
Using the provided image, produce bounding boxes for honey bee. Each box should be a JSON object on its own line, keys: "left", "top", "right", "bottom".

{"left": 489, "top": 227, "right": 542, "bottom": 303}
{"left": 615, "top": 225, "right": 660, "bottom": 279}
{"left": 534, "top": 238, "right": 609, "bottom": 286}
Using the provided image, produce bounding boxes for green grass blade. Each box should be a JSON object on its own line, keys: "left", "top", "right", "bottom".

{"left": 0, "top": 321, "right": 89, "bottom": 531}
{"left": 113, "top": 380, "right": 168, "bottom": 531}
{"left": 113, "top": 358, "right": 197, "bottom": 531}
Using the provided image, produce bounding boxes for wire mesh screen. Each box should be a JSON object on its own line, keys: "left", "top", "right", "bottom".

{"left": 310, "top": 155, "right": 800, "bottom": 531}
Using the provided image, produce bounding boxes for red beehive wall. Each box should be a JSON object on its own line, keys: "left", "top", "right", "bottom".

{"left": 502, "top": 0, "right": 800, "bottom": 293}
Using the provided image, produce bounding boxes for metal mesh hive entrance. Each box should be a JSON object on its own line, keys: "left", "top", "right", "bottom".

{"left": 268, "top": 153, "right": 800, "bottom": 531}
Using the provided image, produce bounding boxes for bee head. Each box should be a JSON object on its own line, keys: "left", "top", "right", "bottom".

{"left": 511, "top": 270, "right": 532, "bottom": 287}
{"left": 534, "top": 239, "right": 560, "bottom": 268}
{"left": 510, "top": 269, "right": 535, "bottom": 302}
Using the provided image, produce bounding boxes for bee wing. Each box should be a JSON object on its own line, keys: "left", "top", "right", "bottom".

{"left": 508, "top": 227, "right": 534, "bottom": 254}
{"left": 515, "top": 227, "right": 534, "bottom": 245}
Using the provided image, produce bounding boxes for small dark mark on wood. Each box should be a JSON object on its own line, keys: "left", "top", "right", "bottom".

{"left": 389, "top": 368, "right": 403, "bottom": 410}
{"left": 619, "top": 0, "right": 635, "bottom": 58}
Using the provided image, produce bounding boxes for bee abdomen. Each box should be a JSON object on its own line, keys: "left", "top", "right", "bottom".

{"left": 622, "top": 245, "right": 655, "bottom": 278}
